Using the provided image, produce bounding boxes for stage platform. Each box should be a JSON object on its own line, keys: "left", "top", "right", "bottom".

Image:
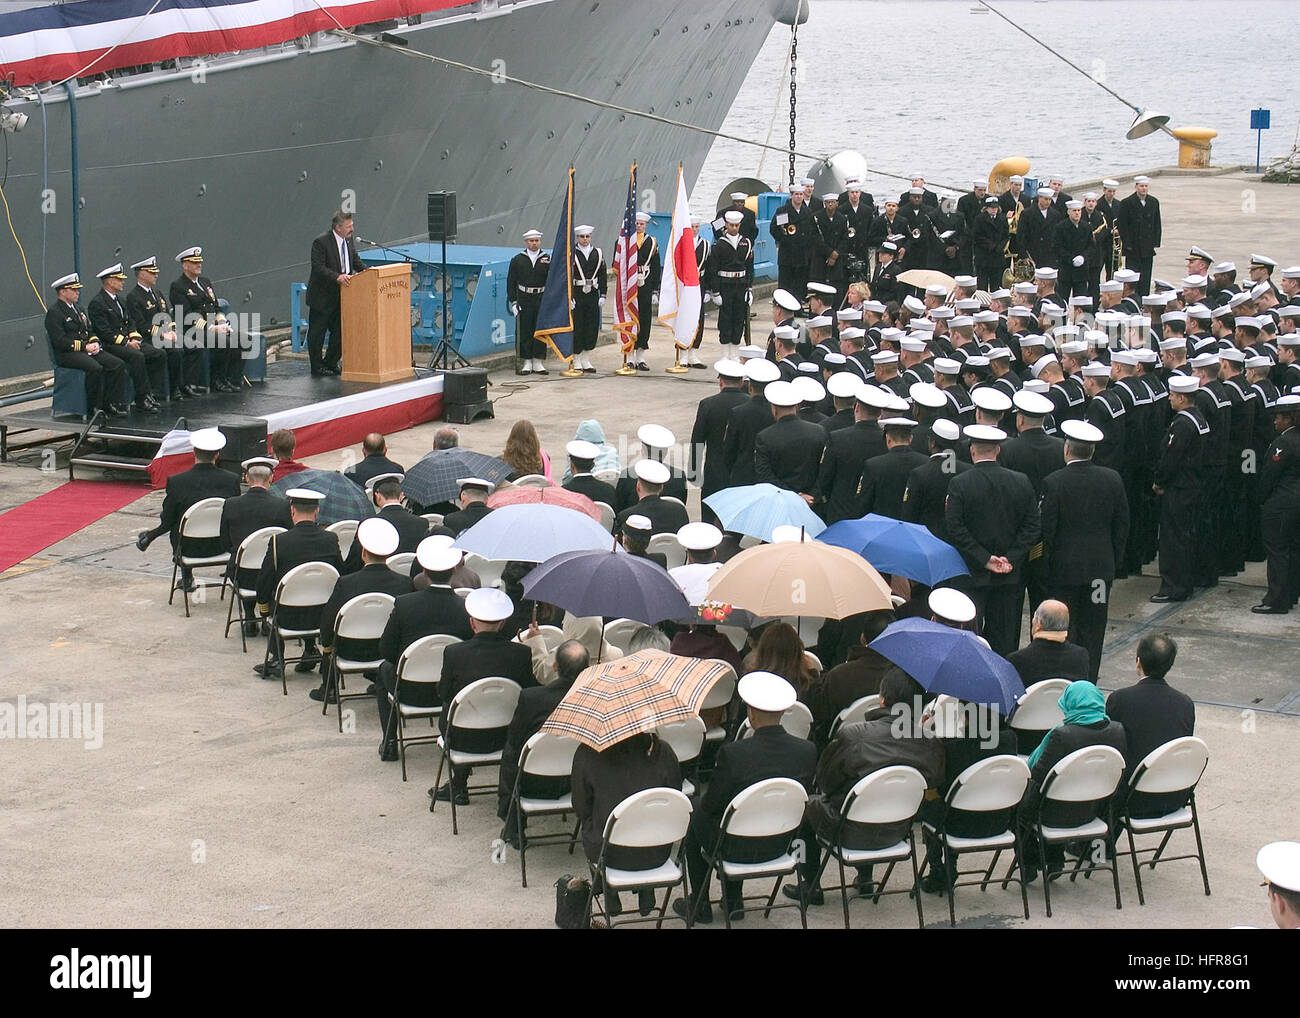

{"left": 0, "top": 360, "right": 444, "bottom": 486}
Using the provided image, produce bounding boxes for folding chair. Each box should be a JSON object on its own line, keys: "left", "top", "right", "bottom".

{"left": 827, "top": 694, "right": 883, "bottom": 741}
{"left": 512, "top": 474, "right": 551, "bottom": 488}
{"left": 803, "top": 649, "right": 823, "bottom": 673}
{"left": 1008, "top": 679, "right": 1070, "bottom": 757}
{"left": 170, "top": 496, "right": 230, "bottom": 617}
{"left": 653, "top": 716, "right": 706, "bottom": 795}
{"left": 737, "top": 534, "right": 762, "bottom": 550}
{"left": 692, "top": 777, "right": 810, "bottom": 929}
{"left": 421, "top": 513, "right": 445, "bottom": 529}
{"left": 594, "top": 501, "right": 615, "bottom": 534}
{"left": 432, "top": 677, "right": 522, "bottom": 834}
{"left": 1114, "top": 736, "right": 1211, "bottom": 906}
{"left": 921, "top": 754, "right": 1032, "bottom": 926}
{"left": 716, "top": 624, "right": 748, "bottom": 651}
{"left": 514, "top": 624, "right": 564, "bottom": 651}
{"left": 647, "top": 532, "right": 686, "bottom": 569}
{"left": 601, "top": 618, "right": 642, "bottom": 658}
{"left": 322, "top": 592, "right": 396, "bottom": 732}
{"left": 325, "top": 519, "right": 360, "bottom": 561}
{"left": 222, "top": 525, "right": 285, "bottom": 651}
{"left": 386, "top": 633, "right": 461, "bottom": 781}
{"left": 660, "top": 495, "right": 687, "bottom": 513}
{"left": 812, "top": 766, "right": 927, "bottom": 929}
{"left": 736, "top": 700, "right": 814, "bottom": 742}
{"left": 590, "top": 787, "right": 693, "bottom": 929}
{"left": 263, "top": 561, "right": 339, "bottom": 695}
{"left": 700, "top": 662, "right": 737, "bottom": 746}
{"left": 1006, "top": 744, "right": 1126, "bottom": 918}
{"left": 508, "top": 731, "right": 580, "bottom": 887}
{"left": 385, "top": 552, "right": 416, "bottom": 576}
{"left": 462, "top": 552, "right": 506, "bottom": 590}
{"left": 593, "top": 467, "right": 620, "bottom": 486}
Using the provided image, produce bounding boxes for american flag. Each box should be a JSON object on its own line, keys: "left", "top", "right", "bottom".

{"left": 613, "top": 165, "right": 639, "bottom": 355}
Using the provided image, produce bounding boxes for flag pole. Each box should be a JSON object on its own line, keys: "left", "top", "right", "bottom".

{"left": 664, "top": 161, "right": 691, "bottom": 373}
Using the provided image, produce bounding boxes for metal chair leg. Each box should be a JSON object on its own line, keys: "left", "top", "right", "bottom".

{"left": 321, "top": 658, "right": 333, "bottom": 717}
{"left": 1150, "top": 829, "right": 1174, "bottom": 868}
{"left": 1013, "top": 839, "right": 1030, "bottom": 919}
{"left": 1191, "top": 800, "right": 1211, "bottom": 895}
{"left": 1126, "top": 822, "right": 1146, "bottom": 906}
{"left": 518, "top": 806, "right": 529, "bottom": 888}
{"left": 279, "top": 632, "right": 289, "bottom": 696}
{"left": 430, "top": 753, "right": 446, "bottom": 810}
{"left": 224, "top": 581, "right": 236, "bottom": 639}
{"left": 908, "top": 831, "right": 925, "bottom": 929}
{"left": 1039, "top": 824, "right": 1053, "bottom": 919}
{"left": 836, "top": 855, "right": 851, "bottom": 930}
{"left": 947, "top": 843, "right": 959, "bottom": 926}
{"left": 169, "top": 559, "right": 178, "bottom": 605}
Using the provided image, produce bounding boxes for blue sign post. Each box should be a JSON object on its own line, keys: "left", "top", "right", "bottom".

{"left": 1251, "top": 108, "right": 1271, "bottom": 173}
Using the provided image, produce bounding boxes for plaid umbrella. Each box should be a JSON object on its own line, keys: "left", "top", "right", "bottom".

{"left": 706, "top": 539, "right": 892, "bottom": 619}
{"left": 522, "top": 548, "right": 690, "bottom": 625}
{"left": 541, "top": 649, "right": 732, "bottom": 751}
{"left": 270, "top": 468, "right": 373, "bottom": 527}
{"left": 487, "top": 484, "right": 601, "bottom": 521}
{"left": 703, "top": 483, "right": 826, "bottom": 541}
{"left": 454, "top": 504, "right": 613, "bottom": 563}
{"left": 401, "top": 448, "right": 513, "bottom": 507}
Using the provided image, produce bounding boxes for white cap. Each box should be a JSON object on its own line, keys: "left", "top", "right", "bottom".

{"left": 822, "top": 352, "right": 847, "bottom": 366}
{"left": 1019, "top": 333, "right": 1046, "bottom": 348}
{"left": 964, "top": 355, "right": 990, "bottom": 370}
{"left": 989, "top": 288, "right": 1012, "bottom": 300}
{"left": 1013, "top": 390, "right": 1054, "bottom": 416}
{"left": 96, "top": 262, "right": 127, "bottom": 280}
{"left": 1102, "top": 178, "right": 1120, "bottom": 189}
{"left": 1023, "top": 379, "right": 1050, "bottom": 394}
{"left": 1069, "top": 295, "right": 1093, "bottom": 308}
{"left": 1061, "top": 340, "right": 1088, "bottom": 356}
{"left": 835, "top": 308, "right": 862, "bottom": 322}
{"left": 457, "top": 477, "right": 496, "bottom": 494}
{"left": 566, "top": 439, "right": 600, "bottom": 460}
{"left": 1159, "top": 337, "right": 1187, "bottom": 351}
{"left": 773, "top": 288, "right": 802, "bottom": 312}
{"left": 1235, "top": 316, "right": 1262, "bottom": 330}
{"left": 1114, "top": 268, "right": 1140, "bottom": 284}
{"left": 1060, "top": 419, "right": 1104, "bottom": 443}
{"left": 191, "top": 427, "right": 227, "bottom": 452}
{"left": 730, "top": 191, "right": 748, "bottom": 201}
{"left": 827, "top": 372, "right": 861, "bottom": 399}
{"left": 1009, "top": 174, "right": 1024, "bottom": 184}
{"left": 1279, "top": 334, "right": 1300, "bottom": 347}
{"left": 1099, "top": 280, "right": 1122, "bottom": 293}
{"left": 1245, "top": 355, "right": 1273, "bottom": 370}
{"left": 1181, "top": 274, "right": 1208, "bottom": 289}
{"left": 773, "top": 325, "right": 800, "bottom": 343}
{"left": 175, "top": 246, "right": 203, "bottom": 263}
{"left": 417, "top": 535, "right": 463, "bottom": 571}
{"left": 466, "top": 587, "right": 514, "bottom": 623}
{"left": 1082, "top": 192, "right": 1098, "bottom": 201}
{"left": 241, "top": 456, "right": 277, "bottom": 472}
{"left": 1013, "top": 282, "right": 1037, "bottom": 295}
{"left": 973, "top": 310, "right": 1000, "bottom": 324}
{"left": 903, "top": 295, "right": 926, "bottom": 314}
{"left": 908, "top": 186, "right": 924, "bottom": 196}
{"left": 1189, "top": 353, "right": 1219, "bottom": 370}
{"left": 745, "top": 359, "right": 780, "bottom": 383}
{"left": 925, "top": 284, "right": 948, "bottom": 297}
{"left": 972, "top": 387, "right": 1012, "bottom": 412}
{"left": 285, "top": 487, "right": 326, "bottom": 503}
{"left": 737, "top": 344, "right": 765, "bottom": 361}
{"left": 130, "top": 255, "right": 159, "bottom": 272}
{"left": 1133, "top": 175, "right": 1151, "bottom": 184}
{"left": 1211, "top": 261, "right": 1237, "bottom": 275}
{"left": 356, "top": 517, "right": 400, "bottom": 557}
{"left": 950, "top": 315, "right": 975, "bottom": 329}
{"left": 856, "top": 384, "right": 892, "bottom": 410}
{"left": 909, "top": 382, "right": 947, "bottom": 409}
{"left": 1111, "top": 350, "right": 1139, "bottom": 367}
{"left": 1168, "top": 376, "right": 1199, "bottom": 394}
{"left": 763, "top": 380, "right": 802, "bottom": 408}
{"left": 986, "top": 346, "right": 1012, "bottom": 361}
{"left": 839, "top": 327, "right": 866, "bottom": 342}
{"left": 900, "top": 337, "right": 928, "bottom": 353}
{"left": 635, "top": 212, "right": 651, "bottom": 224}
{"left": 51, "top": 272, "right": 82, "bottom": 290}
{"left": 723, "top": 211, "right": 743, "bottom": 224}
{"left": 522, "top": 229, "right": 543, "bottom": 240}
{"left": 880, "top": 417, "right": 918, "bottom": 430}
{"left": 931, "top": 419, "right": 961, "bottom": 442}
{"left": 738, "top": 671, "right": 798, "bottom": 713}
{"left": 845, "top": 179, "right": 863, "bottom": 190}
{"left": 1034, "top": 267, "right": 1059, "bottom": 281}
{"left": 929, "top": 587, "right": 976, "bottom": 624}
{"left": 1081, "top": 361, "right": 1110, "bottom": 377}
{"left": 1274, "top": 394, "right": 1300, "bottom": 411}
{"left": 820, "top": 193, "right": 839, "bottom": 203}
{"left": 637, "top": 423, "right": 675, "bottom": 450}
{"left": 807, "top": 281, "right": 836, "bottom": 297}
{"left": 1257, "top": 842, "right": 1300, "bottom": 893}
{"left": 953, "top": 275, "right": 978, "bottom": 288}
{"left": 801, "top": 177, "right": 817, "bottom": 187}
{"left": 677, "top": 521, "right": 722, "bottom": 552}
{"left": 364, "top": 471, "right": 405, "bottom": 493}
{"left": 634, "top": 459, "right": 671, "bottom": 485}
{"left": 1065, "top": 200, "right": 1084, "bottom": 210}
{"left": 964, "top": 424, "right": 1007, "bottom": 443}
{"left": 806, "top": 315, "right": 833, "bottom": 329}
{"left": 871, "top": 350, "right": 898, "bottom": 365}
{"left": 715, "top": 359, "right": 746, "bottom": 379}
{"left": 928, "top": 306, "right": 954, "bottom": 320}
{"left": 933, "top": 358, "right": 961, "bottom": 376}
{"left": 861, "top": 300, "right": 887, "bottom": 314}
{"left": 793, "top": 376, "right": 826, "bottom": 404}
{"left": 575, "top": 224, "right": 594, "bottom": 235}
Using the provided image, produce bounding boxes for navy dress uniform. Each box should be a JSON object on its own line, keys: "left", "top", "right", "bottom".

{"left": 1053, "top": 201, "right": 1096, "bottom": 300}
{"left": 1117, "top": 178, "right": 1162, "bottom": 296}
{"left": 87, "top": 263, "right": 161, "bottom": 412}
{"left": 124, "top": 256, "right": 184, "bottom": 401}
{"left": 723, "top": 360, "right": 779, "bottom": 487}
{"left": 858, "top": 420, "right": 928, "bottom": 521}
{"left": 753, "top": 381, "right": 828, "bottom": 495}
{"left": 317, "top": 517, "right": 413, "bottom": 679}
{"left": 632, "top": 213, "right": 662, "bottom": 367}
{"left": 709, "top": 212, "right": 754, "bottom": 352}
{"left": 816, "top": 381, "right": 887, "bottom": 523}
{"left": 169, "top": 246, "right": 240, "bottom": 392}
{"left": 570, "top": 227, "right": 607, "bottom": 373}
{"left": 219, "top": 456, "right": 293, "bottom": 628}
{"left": 770, "top": 195, "right": 816, "bottom": 298}
{"left": 972, "top": 196, "right": 1010, "bottom": 292}
{"left": 1081, "top": 362, "right": 1128, "bottom": 471}
{"left": 900, "top": 419, "right": 971, "bottom": 545}
{"left": 45, "top": 273, "right": 127, "bottom": 416}
{"left": 342, "top": 481, "right": 430, "bottom": 573}
{"left": 689, "top": 363, "right": 750, "bottom": 521}
{"left": 613, "top": 424, "right": 688, "bottom": 512}
{"left": 614, "top": 460, "right": 690, "bottom": 537}
{"left": 507, "top": 230, "right": 551, "bottom": 374}
{"left": 1039, "top": 421, "right": 1130, "bottom": 682}
{"left": 688, "top": 223, "right": 712, "bottom": 363}
{"left": 1254, "top": 395, "right": 1300, "bottom": 613}
{"left": 254, "top": 491, "right": 343, "bottom": 628}
{"left": 1151, "top": 377, "right": 1208, "bottom": 602}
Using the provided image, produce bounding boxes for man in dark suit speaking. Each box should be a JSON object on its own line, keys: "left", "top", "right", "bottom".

{"left": 305, "top": 210, "right": 367, "bottom": 376}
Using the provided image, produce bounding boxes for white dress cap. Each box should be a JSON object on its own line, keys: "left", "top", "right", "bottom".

{"left": 356, "top": 517, "right": 400, "bottom": 557}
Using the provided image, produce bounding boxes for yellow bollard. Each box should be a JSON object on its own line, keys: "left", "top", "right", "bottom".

{"left": 1172, "top": 126, "right": 1217, "bottom": 168}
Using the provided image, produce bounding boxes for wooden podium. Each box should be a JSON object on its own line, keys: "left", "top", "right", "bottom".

{"left": 340, "top": 261, "right": 414, "bottom": 383}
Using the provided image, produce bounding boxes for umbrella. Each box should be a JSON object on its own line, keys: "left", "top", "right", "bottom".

{"left": 270, "top": 468, "right": 373, "bottom": 527}
{"left": 868, "top": 617, "right": 1025, "bottom": 715}
{"left": 705, "top": 540, "right": 892, "bottom": 620}
{"left": 897, "top": 269, "right": 955, "bottom": 292}
{"left": 818, "top": 514, "right": 968, "bottom": 585}
{"left": 454, "top": 503, "right": 613, "bottom": 563}
{"left": 401, "top": 448, "right": 513, "bottom": 507}
{"left": 487, "top": 484, "right": 601, "bottom": 522}
{"left": 704, "top": 483, "right": 826, "bottom": 542}
{"left": 541, "top": 649, "right": 731, "bottom": 751}
{"left": 523, "top": 548, "right": 690, "bottom": 625}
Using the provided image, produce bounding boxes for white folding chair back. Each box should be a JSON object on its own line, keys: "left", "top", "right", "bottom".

{"left": 1131, "top": 736, "right": 1209, "bottom": 795}
{"left": 716, "top": 624, "right": 747, "bottom": 651}
{"left": 179, "top": 496, "right": 226, "bottom": 545}
{"left": 1042, "top": 745, "right": 1125, "bottom": 804}
{"left": 738, "top": 700, "right": 814, "bottom": 741}
{"left": 601, "top": 617, "right": 642, "bottom": 657}
{"left": 275, "top": 561, "right": 340, "bottom": 613}
{"left": 386, "top": 551, "right": 416, "bottom": 576}
{"left": 594, "top": 501, "right": 615, "bottom": 533}
{"left": 1009, "top": 679, "right": 1070, "bottom": 733}
{"left": 700, "top": 662, "right": 737, "bottom": 739}
{"left": 462, "top": 552, "right": 506, "bottom": 590}
{"left": 803, "top": 649, "right": 823, "bottom": 673}
{"left": 532, "top": 624, "right": 565, "bottom": 651}
{"left": 723, "top": 777, "right": 808, "bottom": 839}
{"left": 421, "top": 513, "right": 445, "bottom": 528}
{"left": 654, "top": 715, "right": 706, "bottom": 768}
{"left": 738, "top": 534, "right": 761, "bottom": 550}
{"left": 660, "top": 495, "right": 687, "bottom": 512}
{"left": 233, "top": 526, "right": 284, "bottom": 582}
{"left": 947, "top": 754, "right": 1032, "bottom": 813}
{"left": 445, "top": 676, "right": 522, "bottom": 733}
{"left": 842, "top": 765, "right": 927, "bottom": 826}
{"left": 604, "top": 787, "right": 692, "bottom": 850}
{"left": 333, "top": 592, "right": 396, "bottom": 646}
{"left": 454, "top": 587, "right": 474, "bottom": 598}
{"left": 925, "top": 693, "right": 965, "bottom": 738}
{"left": 593, "top": 467, "right": 620, "bottom": 486}
{"left": 647, "top": 532, "right": 686, "bottom": 569}
{"left": 395, "top": 633, "right": 461, "bottom": 689}
{"left": 326, "top": 519, "right": 360, "bottom": 560}
{"left": 829, "top": 693, "right": 883, "bottom": 739}
{"left": 519, "top": 730, "right": 580, "bottom": 779}
{"left": 513, "top": 474, "right": 551, "bottom": 488}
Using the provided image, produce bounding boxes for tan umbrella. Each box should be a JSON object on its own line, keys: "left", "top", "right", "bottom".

{"left": 705, "top": 540, "right": 892, "bottom": 619}
{"left": 897, "top": 269, "right": 956, "bottom": 292}
{"left": 540, "top": 649, "right": 731, "bottom": 752}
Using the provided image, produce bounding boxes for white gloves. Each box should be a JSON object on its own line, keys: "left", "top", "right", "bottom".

{"left": 570, "top": 299, "right": 576, "bottom": 310}
{"left": 651, "top": 293, "right": 659, "bottom": 307}
{"left": 1072, "top": 255, "right": 1084, "bottom": 267}
{"left": 509, "top": 301, "right": 519, "bottom": 316}
{"left": 713, "top": 292, "right": 723, "bottom": 306}
{"left": 745, "top": 289, "right": 753, "bottom": 306}
{"left": 598, "top": 296, "right": 606, "bottom": 307}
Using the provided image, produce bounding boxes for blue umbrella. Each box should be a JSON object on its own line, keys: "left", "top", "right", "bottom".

{"left": 523, "top": 548, "right": 690, "bottom": 626}
{"left": 818, "top": 513, "right": 968, "bottom": 585}
{"left": 868, "top": 618, "right": 1025, "bottom": 715}
{"left": 454, "top": 503, "right": 614, "bottom": 563}
{"left": 703, "top": 483, "right": 826, "bottom": 541}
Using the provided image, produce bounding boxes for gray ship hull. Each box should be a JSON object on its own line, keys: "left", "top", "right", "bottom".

{"left": 1, "top": 0, "right": 785, "bottom": 376}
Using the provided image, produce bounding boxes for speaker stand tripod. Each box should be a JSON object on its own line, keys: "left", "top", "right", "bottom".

{"left": 427, "top": 233, "right": 470, "bottom": 371}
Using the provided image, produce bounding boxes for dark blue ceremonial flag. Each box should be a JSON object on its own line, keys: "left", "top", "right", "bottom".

{"left": 534, "top": 166, "right": 575, "bottom": 360}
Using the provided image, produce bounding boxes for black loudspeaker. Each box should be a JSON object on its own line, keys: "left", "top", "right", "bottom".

{"left": 217, "top": 418, "right": 268, "bottom": 476}
{"left": 442, "top": 366, "right": 493, "bottom": 424}
{"left": 427, "top": 191, "right": 458, "bottom": 241}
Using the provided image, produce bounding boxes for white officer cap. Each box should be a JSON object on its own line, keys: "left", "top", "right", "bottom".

{"left": 356, "top": 517, "right": 400, "bottom": 557}
{"left": 908, "top": 382, "right": 946, "bottom": 409}
{"left": 729, "top": 191, "right": 749, "bottom": 201}
{"left": 457, "top": 476, "right": 496, "bottom": 494}
{"left": 738, "top": 671, "right": 798, "bottom": 713}
{"left": 51, "top": 272, "right": 82, "bottom": 290}
{"left": 827, "top": 372, "right": 861, "bottom": 398}
{"left": 880, "top": 417, "right": 919, "bottom": 431}
{"left": 737, "top": 344, "right": 766, "bottom": 362}
{"left": 763, "top": 380, "right": 802, "bottom": 408}
{"left": 929, "top": 587, "right": 976, "bottom": 624}
{"left": 1081, "top": 361, "right": 1110, "bottom": 377}
{"left": 191, "top": 427, "right": 227, "bottom": 452}
{"left": 723, "top": 211, "right": 743, "bottom": 224}
{"left": 1060, "top": 419, "right": 1104, "bottom": 443}
{"left": 1013, "top": 390, "right": 1054, "bottom": 416}
{"left": 742, "top": 360, "right": 778, "bottom": 385}
{"left": 522, "top": 229, "right": 543, "bottom": 239}
{"left": 175, "top": 246, "right": 203, "bottom": 263}
{"left": 241, "top": 456, "right": 277, "bottom": 472}
{"left": 773, "top": 288, "right": 802, "bottom": 312}
{"left": 637, "top": 423, "right": 676, "bottom": 450}
{"left": 1168, "top": 376, "right": 1199, "bottom": 394}
{"left": 793, "top": 376, "right": 825, "bottom": 403}
{"left": 1258, "top": 841, "right": 1300, "bottom": 893}
{"left": 130, "top": 255, "right": 159, "bottom": 272}
{"left": 931, "top": 419, "right": 961, "bottom": 442}
{"left": 465, "top": 587, "right": 513, "bottom": 623}
{"left": 1249, "top": 253, "right": 1276, "bottom": 269}
{"left": 566, "top": 439, "right": 600, "bottom": 460}
{"left": 96, "top": 262, "right": 127, "bottom": 280}
{"left": 417, "top": 535, "right": 464, "bottom": 572}
{"left": 964, "top": 424, "right": 1007, "bottom": 443}
{"left": 714, "top": 359, "right": 746, "bottom": 379}
{"left": 285, "top": 487, "right": 326, "bottom": 503}
{"left": 364, "top": 471, "right": 405, "bottom": 493}
{"left": 677, "top": 521, "right": 723, "bottom": 552}
{"left": 807, "top": 282, "right": 837, "bottom": 297}
{"left": 972, "top": 387, "right": 1012, "bottom": 412}
{"left": 634, "top": 458, "right": 672, "bottom": 485}
{"left": 857, "top": 384, "right": 894, "bottom": 410}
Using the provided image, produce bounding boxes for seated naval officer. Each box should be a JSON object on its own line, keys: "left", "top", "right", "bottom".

{"left": 220, "top": 456, "right": 292, "bottom": 636}
{"left": 441, "top": 477, "right": 495, "bottom": 536}
{"left": 562, "top": 439, "right": 618, "bottom": 507}
{"left": 613, "top": 423, "right": 688, "bottom": 512}
{"left": 86, "top": 262, "right": 162, "bottom": 414}
{"left": 45, "top": 271, "right": 127, "bottom": 419}
{"left": 170, "top": 245, "right": 240, "bottom": 393}
{"left": 135, "top": 427, "right": 241, "bottom": 593}
{"left": 253, "top": 488, "right": 343, "bottom": 680}
{"left": 341, "top": 472, "right": 428, "bottom": 573}
{"left": 614, "top": 460, "right": 689, "bottom": 538}
{"left": 124, "top": 255, "right": 186, "bottom": 403}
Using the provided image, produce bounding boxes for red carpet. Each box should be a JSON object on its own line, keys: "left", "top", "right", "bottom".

{"left": 0, "top": 480, "right": 149, "bottom": 573}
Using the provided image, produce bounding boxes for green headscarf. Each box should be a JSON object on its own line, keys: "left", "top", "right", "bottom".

{"left": 1027, "top": 680, "right": 1109, "bottom": 768}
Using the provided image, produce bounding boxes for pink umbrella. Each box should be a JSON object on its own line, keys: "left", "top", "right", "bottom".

{"left": 487, "top": 484, "right": 601, "bottom": 521}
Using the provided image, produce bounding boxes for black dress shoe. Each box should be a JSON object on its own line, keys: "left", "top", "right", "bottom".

{"left": 782, "top": 884, "right": 824, "bottom": 907}
{"left": 105, "top": 405, "right": 127, "bottom": 418}
{"left": 431, "top": 783, "right": 470, "bottom": 806}
{"left": 321, "top": 364, "right": 341, "bottom": 376}
{"left": 310, "top": 369, "right": 325, "bottom": 378}
{"left": 135, "top": 531, "right": 151, "bottom": 552}
{"left": 170, "top": 390, "right": 186, "bottom": 402}
{"left": 1251, "top": 603, "right": 1288, "bottom": 614}
{"left": 378, "top": 743, "right": 398, "bottom": 762}
{"left": 1148, "top": 592, "right": 1186, "bottom": 603}
{"left": 242, "top": 621, "right": 260, "bottom": 638}
{"left": 135, "top": 401, "right": 161, "bottom": 415}
{"left": 690, "top": 361, "right": 707, "bottom": 369}
{"left": 254, "top": 661, "right": 283, "bottom": 679}
{"left": 636, "top": 362, "right": 650, "bottom": 371}
{"left": 294, "top": 658, "right": 318, "bottom": 674}
{"left": 583, "top": 367, "right": 597, "bottom": 374}
{"left": 184, "top": 385, "right": 206, "bottom": 396}
{"left": 175, "top": 575, "right": 197, "bottom": 594}
{"left": 308, "top": 685, "right": 337, "bottom": 704}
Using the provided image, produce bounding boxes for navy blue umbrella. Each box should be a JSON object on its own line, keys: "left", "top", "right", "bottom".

{"left": 818, "top": 514, "right": 968, "bottom": 585}
{"left": 868, "top": 617, "right": 1025, "bottom": 715}
{"left": 522, "top": 548, "right": 690, "bottom": 626}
